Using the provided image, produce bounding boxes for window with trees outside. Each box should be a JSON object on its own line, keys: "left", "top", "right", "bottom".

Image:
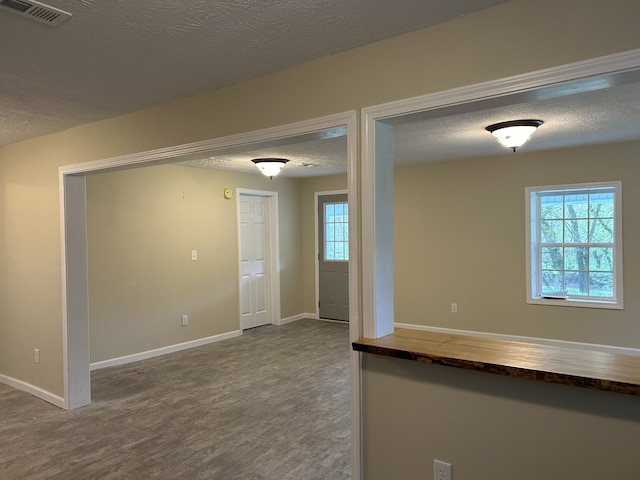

{"left": 526, "top": 181, "right": 623, "bottom": 309}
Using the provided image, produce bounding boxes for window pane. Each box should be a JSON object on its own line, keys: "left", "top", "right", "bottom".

{"left": 589, "top": 192, "right": 614, "bottom": 218}
{"left": 540, "top": 195, "right": 563, "bottom": 219}
{"left": 335, "top": 203, "right": 343, "bottom": 222}
{"left": 541, "top": 271, "right": 564, "bottom": 293}
{"left": 324, "top": 202, "right": 349, "bottom": 261}
{"left": 589, "top": 272, "right": 614, "bottom": 297}
{"left": 541, "top": 247, "right": 563, "bottom": 270}
{"left": 326, "top": 224, "right": 334, "bottom": 241}
{"left": 325, "top": 204, "right": 334, "bottom": 222}
{"left": 325, "top": 242, "right": 336, "bottom": 260}
{"left": 565, "top": 271, "right": 588, "bottom": 296}
{"left": 541, "top": 220, "right": 563, "bottom": 243}
{"left": 564, "top": 219, "right": 588, "bottom": 243}
{"left": 565, "top": 194, "right": 588, "bottom": 219}
{"left": 564, "top": 247, "right": 588, "bottom": 271}
{"left": 589, "top": 218, "right": 614, "bottom": 243}
{"left": 590, "top": 247, "right": 613, "bottom": 272}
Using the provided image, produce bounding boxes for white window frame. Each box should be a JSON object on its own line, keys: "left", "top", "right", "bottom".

{"left": 525, "top": 181, "right": 623, "bottom": 309}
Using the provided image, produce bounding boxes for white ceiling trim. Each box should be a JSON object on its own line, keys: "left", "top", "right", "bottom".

{"left": 362, "top": 47, "right": 640, "bottom": 121}
{"left": 59, "top": 110, "right": 356, "bottom": 175}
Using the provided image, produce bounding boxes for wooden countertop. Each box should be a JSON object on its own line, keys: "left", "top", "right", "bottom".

{"left": 353, "top": 328, "right": 640, "bottom": 396}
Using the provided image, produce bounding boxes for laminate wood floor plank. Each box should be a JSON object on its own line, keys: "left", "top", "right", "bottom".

{"left": 0, "top": 319, "right": 351, "bottom": 480}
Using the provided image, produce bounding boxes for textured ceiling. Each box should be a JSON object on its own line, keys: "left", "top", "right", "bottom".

{"left": 5, "top": 0, "right": 638, "bottom": 177}
{"left": 0, "top": 0, "right": 507, "bottom": 146}
{"left": 393, "top": 77, "right": 640, "bottom": 166}
{"left": 178, "top": 128, "right": 347, "bottom": 178}
{"left": 180, "top": 71, "right": 640, "bottom": 178}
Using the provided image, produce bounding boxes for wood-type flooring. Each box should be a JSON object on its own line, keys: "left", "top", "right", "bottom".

{"left": 0, "top": 319, "right": 351, "bottom": 479}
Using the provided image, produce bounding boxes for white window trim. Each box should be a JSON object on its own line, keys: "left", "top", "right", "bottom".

{"left": 525, "top": 181, "right": 623, "bottom": 310}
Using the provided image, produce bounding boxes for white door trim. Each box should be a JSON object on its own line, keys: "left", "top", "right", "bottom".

{"left": 58, "top": 109, "right": 361, "bottom": 480}
{"left": 314, "top": 189, "right": 348, "bottom": 320}
{"left": 236, "top": 189, "right": 280, "bottom": 329}
{"left": 360, "top": 48, "right": 640, "bottom": 340}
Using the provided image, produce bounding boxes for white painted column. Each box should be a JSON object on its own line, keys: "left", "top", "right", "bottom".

{"left": 362, "top": 120, "right": 394, "bottom": 338}
{"left": 61, "top": 173, "right": 91, "bottom": 409}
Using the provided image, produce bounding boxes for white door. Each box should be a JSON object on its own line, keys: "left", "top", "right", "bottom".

{"left": 239, "top": 194, "right": 271, "bottom": 330}
{"left": 318, "top": 193, "right": 349, "bottom": 321}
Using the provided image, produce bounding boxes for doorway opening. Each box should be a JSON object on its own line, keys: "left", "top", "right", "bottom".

{"left": 60, "top": 110, "right": 361, "bottom": 477}
{"left": 60, "top": 114, "right": 359, "bottom": 394}
{"left": 360, "top": 49, "right": 640, "bottom": 340}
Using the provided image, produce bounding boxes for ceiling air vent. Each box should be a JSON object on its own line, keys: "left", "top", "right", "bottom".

{"left": 0, "top": 0, "right": 71, "bottom": 26}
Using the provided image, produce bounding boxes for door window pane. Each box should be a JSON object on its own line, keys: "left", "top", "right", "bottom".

{"left": 325, "top": 202, "right": 349, "bottom": 261}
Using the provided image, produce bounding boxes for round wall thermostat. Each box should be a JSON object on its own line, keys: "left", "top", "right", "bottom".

{"left": 223, "top": 188, "right": 233, "bottom": 199}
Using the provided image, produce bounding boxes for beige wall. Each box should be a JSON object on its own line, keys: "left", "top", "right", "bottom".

{"left": 86, "top": 164, "right": 304, "bottom": 362}
{"left": 299, "top": 175, "right": 348, "bottom": 313}
{"left": 394, "top": 140, "right": 640, "bottom": 347}
{"left": 0, "top": 0, "right": 639, "bottom": 438}
{"left": 362, "top": 353, "right": 640, "bottom": 480}
{"left": 86, "top": 165, "right": 346, "bottom": 363}
{"left": 0, "top": 139, "right": 66, "bottom": 395}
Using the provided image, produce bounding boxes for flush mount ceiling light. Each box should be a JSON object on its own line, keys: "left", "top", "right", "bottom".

{"left": 251, "top": 158, "right": 289, "bottom": 179}
{"left": 485, "top": 119, "right": 543, "bottom": 152}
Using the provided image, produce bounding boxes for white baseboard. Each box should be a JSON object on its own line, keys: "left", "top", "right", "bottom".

{"left": 0, "top": 373, "right": 65, "bottom": 409}
{"left": 90, "top": 330, "right": 242, "bottom": 371}
{"left": 395, "top": 323, "right": 640, "bottom": 356}
{"left": 279, "top": 313, "right": 317, "bottom": 325}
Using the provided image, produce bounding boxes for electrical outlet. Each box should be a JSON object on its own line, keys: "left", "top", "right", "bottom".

{"left": 181, "top": 315, "right": 189, "bottom": 326}
{"left": 191, "top": 250, "right": 198, "bottom": 261}
{"left": 450, "top": 303, "right": 458, "bottom": 314}
{"left": 434, "top": 459, "right": 452, "bottom": 480}
{"left": 34, "top": 348, "right": 40, "bottom": 364}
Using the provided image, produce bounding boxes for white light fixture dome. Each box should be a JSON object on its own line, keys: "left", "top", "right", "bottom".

{"left": 485, "top": 119, "right": 543, "bottom": 152}
{"left": 251, "top": 158, "right": 289, "bottom": 179}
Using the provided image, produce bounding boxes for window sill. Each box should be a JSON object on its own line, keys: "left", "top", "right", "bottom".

{"left": 353, "top": 328, "right": 640, "bottom": 396}
{"left": 527, "top": 297, "right": 623, "bottom": 310}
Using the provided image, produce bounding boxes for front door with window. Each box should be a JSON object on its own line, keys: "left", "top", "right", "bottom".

{"left": 318, "top": 193, "right": 349, "bottom": 321}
